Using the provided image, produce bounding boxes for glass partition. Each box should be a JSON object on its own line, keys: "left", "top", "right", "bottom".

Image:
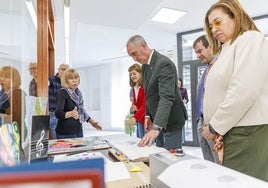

{"left": 0, "top": 0, "right": 37, "bottom": 163}
{"left": 181, "top": 65, "right": 192, "bottom": 141}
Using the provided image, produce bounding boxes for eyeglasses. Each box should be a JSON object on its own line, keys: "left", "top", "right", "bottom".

{"left": 209, "top": 15, "right": 229, "bottom": 30}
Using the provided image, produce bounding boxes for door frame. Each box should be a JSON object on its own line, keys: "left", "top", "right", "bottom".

{"left": 177, "top": 29, "right": 204, "bottom": 146}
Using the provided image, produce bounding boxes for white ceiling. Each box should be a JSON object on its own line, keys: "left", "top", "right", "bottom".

{"left": 52, "top": 0, "right": 268, "bottom": 68}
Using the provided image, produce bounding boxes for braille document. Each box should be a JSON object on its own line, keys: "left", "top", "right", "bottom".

{"left": 104, "top": 134, "right": 167, "bottom": 162}
{"left": 158, "top": 158, "right": 268, "bottom": 188}
{"left": 53, "top": 151, "right": 133, "bottom": 183}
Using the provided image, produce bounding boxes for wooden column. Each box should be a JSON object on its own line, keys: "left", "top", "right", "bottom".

{"left": 48, "top": 0, "right": 55, "bottom": 76}
{"left": 37, "top": 0, "right": 55, "bottom": 98}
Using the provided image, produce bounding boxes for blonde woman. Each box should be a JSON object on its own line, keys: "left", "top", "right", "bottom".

{"left": 0, "top": 66, "right": 26, "bottom": 141}
{"left": 55, "top": 68, "right": 102, "bottom": 139}
{"left": 0, "top": 67, "right": 9, "bottom": 113}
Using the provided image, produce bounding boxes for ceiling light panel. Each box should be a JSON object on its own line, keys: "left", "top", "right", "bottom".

{"left": 151, "top": 7, "right": 186, "bottom": 24}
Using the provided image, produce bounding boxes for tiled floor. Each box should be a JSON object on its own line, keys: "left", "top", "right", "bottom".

{"left": 83, "top": 126, "right": 203, "bottom": 159}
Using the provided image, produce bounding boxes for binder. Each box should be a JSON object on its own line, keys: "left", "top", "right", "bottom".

{"left": 0, "top": 122, "right": 20, "bottom": 167}
{"left": 0, "top": 158, "right": 104, "bottom": 188}
{"left": 0, "top": 170, "right": 102, "bottom": 187}
{"left": 30, "top": 115, "right": 50, "bottom": 161}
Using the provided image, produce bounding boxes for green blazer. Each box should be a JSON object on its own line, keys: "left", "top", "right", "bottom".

{"left": 142, "top": 50, "right": 185, "bottom": 132}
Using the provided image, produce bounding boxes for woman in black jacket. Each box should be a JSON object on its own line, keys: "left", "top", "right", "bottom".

{"left": 55, "top": 68, "right": 102, "bottom": 139}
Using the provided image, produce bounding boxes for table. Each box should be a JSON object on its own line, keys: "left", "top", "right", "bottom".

{"left": 48, "top": 142, "right": 151, "bottom": 188}
{"left": 106, "top": 161, "right": 150, "bottom": 188}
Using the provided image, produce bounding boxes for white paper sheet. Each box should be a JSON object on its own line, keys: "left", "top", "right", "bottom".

{"left": 53, "top": 151, "right": 131, "bottom": 182}
{"left": 105, "top": 162, "right": 131, "bottom": 182}
{"left": 104, "top": 134, "right": 167, "bottom": 161}
{"left": 53, "top": 151, "right": 111, "bottom": 164}
{"left": 158, "top": 159, "right": 268, "bottom": 188}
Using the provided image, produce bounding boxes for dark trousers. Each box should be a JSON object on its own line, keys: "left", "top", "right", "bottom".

{"left": 197, "top": 117, "right": 219, "bottom": 163}
{"left": 156, "top": 128, "right": 182, "bottom": 150}
{"left": 57, "top": 129, "right": 84, "bottom": 139}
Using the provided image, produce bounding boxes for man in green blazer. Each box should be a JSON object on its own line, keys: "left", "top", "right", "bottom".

{"left": 126, "top": 35, "right": 186, "bottom": 150}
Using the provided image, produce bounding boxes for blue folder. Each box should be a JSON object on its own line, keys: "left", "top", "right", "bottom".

{"left": 0, "top": 158, "right": 105, "bottom": 188}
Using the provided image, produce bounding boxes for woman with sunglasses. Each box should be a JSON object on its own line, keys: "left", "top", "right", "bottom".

{"left": 202, "top": 0, "right": 268, "bottom": 182}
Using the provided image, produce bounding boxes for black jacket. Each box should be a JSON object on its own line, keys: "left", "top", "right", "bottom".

{"left": 55, "top": 89, "right": 82, "bottom": 135}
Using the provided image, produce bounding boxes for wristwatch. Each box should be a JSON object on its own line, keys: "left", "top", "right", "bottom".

{"left": 209, "top": 124, "right": 217, "bottom": 134}
{"left": 152, "top": 124, "right": 163, "bottom": 131}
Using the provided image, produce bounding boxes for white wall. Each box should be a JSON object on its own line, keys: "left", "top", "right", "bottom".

{"left": 0, "top": 0, "right": 37, "bottom": 94}
{"left": 77, "top": 57, "right": 135, "bottom": 131}
{"left": 77, "top": 51, "right": 178, "bottom": 131}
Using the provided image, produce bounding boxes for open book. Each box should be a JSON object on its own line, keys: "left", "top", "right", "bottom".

{"left": 104, "top": 134, "right": 167, "bottom": 162}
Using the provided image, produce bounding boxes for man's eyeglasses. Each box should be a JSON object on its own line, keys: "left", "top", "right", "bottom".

{"left": 209, "top": 15, "right": 229, "bottom": 30}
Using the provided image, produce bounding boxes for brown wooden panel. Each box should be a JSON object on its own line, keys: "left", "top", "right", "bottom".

{"left": 49, "top": 49, "right": 55, "bottom": 76}
{"left": 37, "top": 0, "right": 55, "bottom": 99}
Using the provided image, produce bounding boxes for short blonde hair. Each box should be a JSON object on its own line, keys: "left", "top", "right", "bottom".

{"left": 1, "top": 66, "right": 21, "bottom": 88}
{"left": 61, "top": 68, "right": 80, "bottom": 88}
{"left": 29, "top": 62, "right": 37, "bottom": 69}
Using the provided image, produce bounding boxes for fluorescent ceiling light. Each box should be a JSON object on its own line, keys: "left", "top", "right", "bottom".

{"left": 65, "top": 38, "right": 69, "bottom": 54}
{"left": 25, "top": 0, "right": 37, "bottom": 30}
{"left": 65, "top": 54, "right": 70, "bottom": 65}
{"left": 151, "top": 7, "right": 186, "bottom": 24}
{"left": 64, "top": 0, "right": 70, "bottom": 64}
{"left": 64, "top": 5, "right": 70, "bottom": 38}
